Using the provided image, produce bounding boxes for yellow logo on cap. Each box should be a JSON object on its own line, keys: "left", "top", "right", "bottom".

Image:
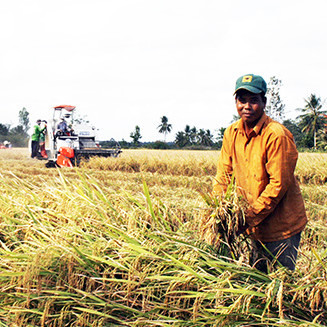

{"left": 242, "top": 75, "right": 252, "bottom": 83}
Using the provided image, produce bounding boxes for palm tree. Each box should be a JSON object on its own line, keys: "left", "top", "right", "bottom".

{"left": 297, "top": 94, "right": 327, "bottom": 150}
{"left": 316, "top": 127, "right": 327, "bottom": 150}
{"left": 198, "top": 129, "right": 214, "bottom": 146}
{"left": 189, "top": 126, "right": 198, "bottom": 145}
{"left": 158, "top": 116, "right": 172, "bottom": 142}
{"left": 204, "top": 129, "right": 214, "bottom": 146}
{"left": 217, "top": 127, "right": 226, "bottom": 142}
{"left": 184, "top": 125, "right": 191, "bottom": 145}
{"left": 174, "top": 131, "right": 188, "bottom": 148}
{"left": 198, "top": 129, "right": 206, "bottom": 145}
{"left": 130, "top": 125, "right": 142, "bottom": 145}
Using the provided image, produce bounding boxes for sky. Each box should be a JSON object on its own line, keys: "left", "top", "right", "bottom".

{"left": 1, "top": 0, "right": 326, "bottom": 142}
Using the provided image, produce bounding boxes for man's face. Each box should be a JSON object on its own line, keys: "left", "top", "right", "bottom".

{"left": 235, "top": 90, "right": 266, "bottom": 127}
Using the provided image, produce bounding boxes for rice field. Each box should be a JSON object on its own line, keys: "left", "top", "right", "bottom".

{"left": 0, "top": 148, "right": 326, "bottom": 326}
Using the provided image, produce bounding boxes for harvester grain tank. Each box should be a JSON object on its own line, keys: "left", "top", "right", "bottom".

{"left": 45, "top": 105, "right": 121, "bottom": 167}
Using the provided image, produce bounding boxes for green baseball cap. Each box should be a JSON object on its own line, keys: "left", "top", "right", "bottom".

{"left": 234, "top": 74, "right": 267, "bottom": 95}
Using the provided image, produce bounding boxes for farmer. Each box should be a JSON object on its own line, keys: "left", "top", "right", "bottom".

{"left": 39, "top": 121, "right": 48, "bottom": 159}
{"left": 212, "top": 74, "right": 307, "bottom": 273}
{"left": 57, "top": 117, "right": 69, "bottom": 135}
{"left": 31, "top": 119, "right": 47, "bottom": 158}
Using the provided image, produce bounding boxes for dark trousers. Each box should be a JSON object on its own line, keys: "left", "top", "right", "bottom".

{"left": 251, "top": 232, "right": 302, "bottom": 273}
{"left": 31, "top": 140, "right": 39, "bottom": 158}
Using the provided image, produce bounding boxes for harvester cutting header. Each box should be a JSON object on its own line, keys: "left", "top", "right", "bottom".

{"left": 45, "top": 105, "right": 121, "bottom": 167}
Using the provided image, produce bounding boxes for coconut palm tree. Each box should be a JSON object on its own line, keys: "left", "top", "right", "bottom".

{"left": 198, "top": 129, "right": 214, "bottom": 146}
{"left": 174, "top": 131, "right": 188, "bottom": 148}
{"left": 297, "top": 94, "right": 327, "bottom": 150}
{"left": 183, "top": 125, "right": 191, "bottom": 144}
{"left": 157, "top": 116, "right": 172, "bottom": 142}
{"left": 316, "top": 128, "right": 327, "bottom": 150}
{"left": 130, "top": 125, "right": 142, "bottom": 145}
{"left": 189, "top": 126, "right": 198, "bottom": 145}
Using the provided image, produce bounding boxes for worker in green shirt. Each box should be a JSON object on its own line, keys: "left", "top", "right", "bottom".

{"left": 39, "top": 121, "right": 48, "bottom": 159}
{"left": 31, "top": 119, "right": 46, "bottom": 158}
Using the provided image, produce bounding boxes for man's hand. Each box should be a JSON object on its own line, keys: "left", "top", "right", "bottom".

{"left": 236, "top": 220, "right": 249, "bottom": 236}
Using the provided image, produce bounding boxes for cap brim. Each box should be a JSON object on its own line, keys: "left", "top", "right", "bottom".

{"left": 233, "top": 85, "right": 263, "bottom": 95}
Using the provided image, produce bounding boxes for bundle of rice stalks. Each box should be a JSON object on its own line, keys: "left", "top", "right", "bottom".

{"left": 199, "top": 181, "right": 251, "bottom": 262}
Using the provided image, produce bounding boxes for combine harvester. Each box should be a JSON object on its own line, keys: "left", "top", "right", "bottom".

{"left": 45, "top": 105, "right": 121, "bottom": 167}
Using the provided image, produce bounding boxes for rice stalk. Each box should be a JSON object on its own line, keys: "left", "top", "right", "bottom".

{"left": 0, "top": 151, "right": 326, "bottom": 325}
{"left": 199, "top": 179, "right": 251, "bottom": 262}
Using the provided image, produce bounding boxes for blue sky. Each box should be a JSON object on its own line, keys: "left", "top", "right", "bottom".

{"left": 1, "top": 0, "right": 326, "bottom": 141}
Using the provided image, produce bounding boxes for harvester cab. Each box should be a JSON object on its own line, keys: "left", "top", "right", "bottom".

{"left": 45, "top": 105, "right": 121, "bottom": 167}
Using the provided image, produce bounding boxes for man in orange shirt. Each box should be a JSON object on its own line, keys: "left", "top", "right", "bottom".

{"left": 213, "top": 74, "right": 307, "bottom": 272}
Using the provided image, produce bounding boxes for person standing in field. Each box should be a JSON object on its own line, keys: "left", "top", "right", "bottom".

{"left": 31, "top": 119, "right": 46, "bottom": 158}
{"left": 39, "top": 121, "right": 48, "bottom": 159}
{"left": 212, "top": 74, "right": 307, "bottom": 273}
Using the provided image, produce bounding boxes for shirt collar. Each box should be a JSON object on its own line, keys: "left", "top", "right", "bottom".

{"left": 253, "top": 112, "right": 268, "bottom": 135}
{"left": 235, "top": 112, "right": 268, "bottom": 136}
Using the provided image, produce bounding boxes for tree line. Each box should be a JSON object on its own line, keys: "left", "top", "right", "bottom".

{"left": 1, "top": 77, "right": 327, "bottom": 150}
{"left": 0, "top": 108, "right": 30, "bottom": 147}
{"left": 118, "top": 77, "right": 327, "bottom": 151}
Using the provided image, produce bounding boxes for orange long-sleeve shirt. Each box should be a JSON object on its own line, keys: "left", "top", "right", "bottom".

{"left": 212, "top": 113, "right": 307, "bottom": 242}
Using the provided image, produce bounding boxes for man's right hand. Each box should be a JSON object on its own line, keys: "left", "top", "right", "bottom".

{"left": 236, "top": 221, "right": 249, "bottom": 236}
